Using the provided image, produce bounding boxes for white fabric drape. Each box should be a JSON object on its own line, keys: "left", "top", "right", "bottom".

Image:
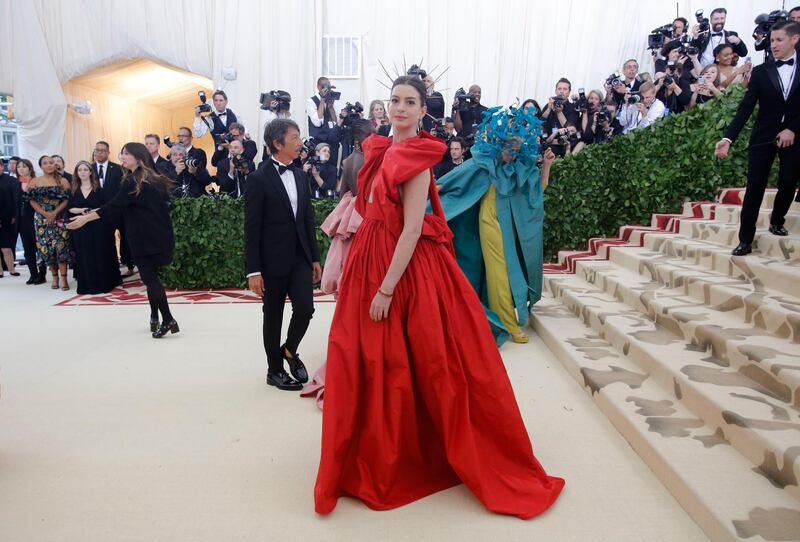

{"left": 0, "top": 0, "right": 782, "bottom": 162}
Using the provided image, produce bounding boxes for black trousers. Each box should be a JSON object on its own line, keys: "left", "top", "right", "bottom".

{"left": 18, "top": 210, "right": 39, "bottom": 276}
{"left": 738, "top": 143, "right": 800, "bottom": 244}
{"left": 119, "top": 226, "right": 134, "bottom": 268}
{"left": 262, "top": 258, "right": 315, "bottom": 374}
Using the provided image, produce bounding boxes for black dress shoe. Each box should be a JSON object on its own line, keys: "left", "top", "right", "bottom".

{"left": 732, "top": 243, "right": 752, "bottom": 256}
{"left": 33, "top": 275, "right": 46, "bottom": 285}
{"left": 769, "top": 224, "right": 789, "bottom": 236}
{"left": 9, "top": 272, "right": 19, "bottom": 276}
{"left": 266, "top": 371, "right": 303, "bottom": 391}
{"left": 150, "top": 319, "right": 160, "bottom": 333}
{"left": 152, "top": 320, "right": 180, "bottom": 338}
{"left": 26, "top": 276, "right": 35, "bottom": 285}
{"left": 282, "top": 344, "right": 309, "bottom": 383}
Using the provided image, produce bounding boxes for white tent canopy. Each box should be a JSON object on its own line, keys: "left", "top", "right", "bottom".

{"left": 1, "top": 0, "right": 781, "bottom": 165}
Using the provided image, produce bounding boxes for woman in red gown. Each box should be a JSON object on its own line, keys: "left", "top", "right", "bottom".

{"left": 314, "top": 76, "right": 564, "bottom": 518}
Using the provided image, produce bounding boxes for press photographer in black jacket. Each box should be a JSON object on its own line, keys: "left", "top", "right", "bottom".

{"left": 216, "top": 139, "right": 255, "bottom": 198}
{"left": 303, "top": 142, "right": 338, "bottom": 199}
{"left": 162, "top": 144, "right": 212, "bottom": 198}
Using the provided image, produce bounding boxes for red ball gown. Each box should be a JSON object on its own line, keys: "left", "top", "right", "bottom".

{"left": 314, "top": 132, "right": 564, "bottom": 519}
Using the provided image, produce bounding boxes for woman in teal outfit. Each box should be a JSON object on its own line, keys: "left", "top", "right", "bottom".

{"left": 437, "top": 105, "right": 555, "bottom": 345}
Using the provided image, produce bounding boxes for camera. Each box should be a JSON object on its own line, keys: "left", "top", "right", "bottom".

{"left": 185, "top": 157, "right": 201, "bottom": 169}
{"left": 627, "top": 92, "right": 642, "bottom": 105}
{"left": 596, "top": 108, "right": 611, "bottom": 124}
{"left": 648, "top": 24, "right": 675, "bottom": 50}
{"left": 340, "top": 101, "right": 364, "bottom": 121}
{"left": 406, "top": 64, "right": 427, "bottom": 79}
{"left": 431, "top": 117, "right": 449, "bottom": 140}
{"left": 575, "top": 88, "right": 588, "bottom": 112}
{"left": 552, "top": 96, "right": 566, "bottom": 110}
{"left": 260, "top": 90, "right": 292, "bottom": 111}
{"left": 322, "top": 83, "right": 341, "bottom": 102}
{"left": 679, "top": 40, "right": 699, "bottom": 56}
{"left": 454, "top": 87, "right": 478, "bottom": 113}
{"left": 164, "top": 135, "right": 174, "bottom": 148}
{"left": 220, "top": 132, "right": 236, "bottom": 144}
{"left": 695, "top": 10, "right": 710, "bottom": 35}
{"left": 753, "top": 10, "right": 788, "bottom": 40}
{"left": 197, "top": 91, "right": 212, "bottom": 114}
{"left": 232, "top": 153, "right": 250, "bottom": 174}
{"left": 606, "top": 71, "right": 624, "bottom": 88}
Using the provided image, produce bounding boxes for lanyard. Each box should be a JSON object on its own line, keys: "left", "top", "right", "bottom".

{"left": 777, "top": 64, "right": 796, "bottom": 100}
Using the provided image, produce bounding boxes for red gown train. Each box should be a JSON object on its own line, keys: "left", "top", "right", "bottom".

{"left": 314, "top": 132, "right": 564, "bottom": 518}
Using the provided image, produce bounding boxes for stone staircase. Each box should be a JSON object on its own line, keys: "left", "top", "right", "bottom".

{"left": 533, "top": 188, "right": 800, "bottom": 542}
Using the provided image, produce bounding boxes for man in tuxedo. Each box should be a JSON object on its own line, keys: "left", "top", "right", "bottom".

{"left": 216, "top": 139, "right": 255, "bottom": 198}
{"left": 93, "top": 140, "right": 133, "bottom": 275}
{"left": 245, "top": 119, "right": 322, "bottom": 391}
{"left": 144, "top": 134, "right": 171, "bottom": 175}
{"left": 176, "top": 127, "right": 208, "bottom": 170}
{"left": 307, "top": 77, "right": 343, "bottom": 167}
{"left": 715, "top": 21, "right": 800, "bottom": 256}
{"left": 163, "top": 144, "right": 212, "bottom": 198}
{"left": 193, "top": 90, "right": 241, "bottom": 144}
{"left": 691, "top": 7, "right": 748, "bottom": 67}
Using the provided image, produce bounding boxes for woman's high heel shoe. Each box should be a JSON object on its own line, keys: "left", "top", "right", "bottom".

{"left": 152, "top": 320, "right": 180, "bottom": 338}
{"left": 150, "top": 319, "right": 160, "bottom": 333}
{"left": 60, "top": 273, "right": 70, "bottom": 291}
{"left": 510, "top": 331, "right": 530, "bottom": 344}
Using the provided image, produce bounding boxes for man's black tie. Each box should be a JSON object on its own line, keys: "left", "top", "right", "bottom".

{"left": 272, "top": 160, "right": 288, "bottom": 175}
{"left": 711, "top": 32, "right": 723, "bottom": 37}
{"left": 775, "top": 58, "right": 795, "bottom": 68}
{"left": 98, "top": 164, "right": 104, "bottom": 179}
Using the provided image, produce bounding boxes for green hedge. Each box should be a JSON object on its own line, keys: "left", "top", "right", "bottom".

{"left": 543, "top": 84, "right": 773, "bottom": 261}
{"left": 161, "top": 195, "right": 339, "bottom": 289}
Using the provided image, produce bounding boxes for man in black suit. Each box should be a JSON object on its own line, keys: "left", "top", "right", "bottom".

{"left": 216, "top": 139, "right": 255, "bottom": 198}
{"left": 245, "top": 119, "right": 322, "bottom": 391}
{"left": 210, "top": 122, "right": 258, "bottom": 168}
{"left": 145, "top": 134, "right": 171, "bottom": 174}
{"left": 92, "top": 140, "right": 133, "bottom": 275}
{"left": 176, "top": 127, "right": 208, "bottom": 170}
{"left": 715, "top": 21, "right": 800, "bottom": 256}
{"left": 163, "top": 144, "right": 213, "bottom": 198}
{"left": 691, "top": 7, "right": 748, "bottom": 67}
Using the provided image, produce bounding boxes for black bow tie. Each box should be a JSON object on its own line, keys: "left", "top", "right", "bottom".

{"left": 272, "top": 160, "right": 289, "bottom": 175}
{"left": 775, "top": 58, "right": 795, "bottom": 67}
{"left": 711, "top": 32, "right": 723, "bottom": 37}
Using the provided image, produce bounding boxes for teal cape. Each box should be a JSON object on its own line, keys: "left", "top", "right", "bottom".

{"left": 434, "top": 149, "right": 544, "bottom": 346}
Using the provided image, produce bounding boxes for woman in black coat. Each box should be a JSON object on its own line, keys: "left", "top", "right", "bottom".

{"left": 68, "top": 142, "right": 178, "bottom": 338}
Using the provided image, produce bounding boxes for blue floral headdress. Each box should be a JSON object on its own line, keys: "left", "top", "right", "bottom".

{"left": 472, "top": 103, "right": 543, "bottom": 160}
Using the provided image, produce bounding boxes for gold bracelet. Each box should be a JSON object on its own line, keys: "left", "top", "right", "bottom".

{"left": 378, "top": 287, "right": 394, "bottom": 297}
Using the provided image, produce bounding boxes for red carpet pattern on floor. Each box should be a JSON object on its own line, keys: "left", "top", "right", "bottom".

{"left": 56, "top": 275, "right": 336, "bottom": 306}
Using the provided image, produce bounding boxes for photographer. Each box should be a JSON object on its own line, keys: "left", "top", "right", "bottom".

{"left": 689, "top": 64, "right": 723, "bottom": 108}
{"left": 434, "top": 137, "right": 468, "bottom": 180}
{"left": 617, "top": 82, "right": 666, "bottom": 133}
{"left": 163, "top": 143, "right": 212, "bottom": 198}
{"left": 656, "top": 40, "right": 701, "bottom": 82}
{"left": 541, "top": 78, "right": 579, "bottom": 156}
{"left": 590, "top": 100, "right": 624, "bottom": 144}
{"left": 216, "top": 139, "right": 255, "bottom": 199}
{"left": 578, "top": 90, "right": 605, "bottom": 146}
{"left": 338, "top": 101, "right": 364, "bottom": 161}
{"left": 303, "top": 142, "right": 338, "bottom": 199}
{"left": 338, "top": 119, "right": 375, "bottom": 196}
{"left": 672, "top": 17, "right": 689, "bottom": 40}
{"left": 452, "top": 84, "right": 488, "bottom": 138}
{"left": 422, "top": 74, "right": 446, "bottom": 132}
{"left": 368, "top": 100, "right": 392, "bottom": 137}
{"left": 653, "top": 62, "right": 692, "bottom": 114}
{"left": 306, "top": 77, "right": 343, "bottom": 167}
{"left": 691, "top": 7, "right": 747, "bottom": 67}
{"left": 260, "top": 91, "right": 292, "bottom": 161}
{"left": 605, "top": 60, "right": 643, "bottom": 108}
{"left": 175, "top": 127, "right": 207, "bottom": 170}
{"left": 193, "top": 90, "right": 242, "bottom": 143}
{"left": 210, "top": 122, "right": 257, "bottom": 168}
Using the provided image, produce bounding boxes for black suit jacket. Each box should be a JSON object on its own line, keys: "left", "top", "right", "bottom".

{"left": 724, "top": 60, "right": 800, "bottom": 145}
{"left": 244, "top": 162, "right": 320, "bottom": 277}
{"left": 691, "top": 30, "right": 748, "bottom": 59}
{"left": 211, "top": 139, "right": 258, "bottom": 168}
{"left": 93, "top": 161, "right": 124, "bottom": 200}
{"left": 216, "top": 156, "right": 255, "bottom": 198}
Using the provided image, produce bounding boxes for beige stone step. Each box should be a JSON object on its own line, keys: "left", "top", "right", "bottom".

{"left": 719, "top": 188, "right": 800, "bottom": 213}
{"left": 543, "top": 273, "right": 800, "bottom": 503}
{"left": 679, "top": 221, "right": 800, "bottom": 261}
{"left": 533, "top": 296, "right": 800, "bottom": 542}
{"left": 571, "top": 258, "right": 800, "bottom": 404}
{"left": 714, "top": 206, "right": 800, "bottom": 236}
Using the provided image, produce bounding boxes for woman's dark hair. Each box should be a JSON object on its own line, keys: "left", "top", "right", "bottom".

{"left": 38, "top": 154, "right": 63, "bottom": 179}
{"left": 713, "top": 43, "right": 733, "bottom": 62}
{"left": 264, "top": 118, "right": 301, "bottom": 154}
{"left": 16, "top": 158, "right": 35, "bottom": 178}
{"left": 70, "top": 160, "right": 100, "bottom": 194}
{"left": 521, "top": 98, "right": 542, "bottom": 118}
{"left": 351, "top": 118, "right": 376, "bottom": 147}
{"left": 391, "top": 76, "right": 427, "bottom": 106}
{"left": 120, "top": 142, "right": 174, "bottom": 195}
{"left": 38, "top": 155, "right": 49, "bottom": 166}
{"left": 661, "top": 39, "right": 682, "bottom": 58}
